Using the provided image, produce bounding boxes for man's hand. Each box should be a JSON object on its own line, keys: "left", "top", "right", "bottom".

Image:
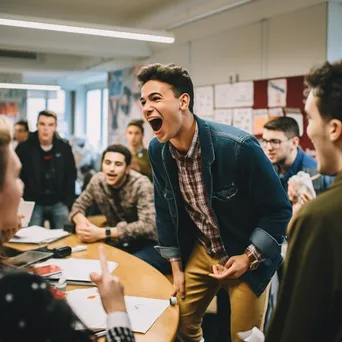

{"left": 76, "top": 221, "right": 104, "bottom": 243}
{"left": 90, "top": 245, "right": 126, "bottom": 313}
{"left": 209, "top": 254, "right": 250, "bottom": 280}
{"left": 170, "top": 260, "right": 186, "bottom": 299}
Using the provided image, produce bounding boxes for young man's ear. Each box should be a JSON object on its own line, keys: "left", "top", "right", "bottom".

{"left": 179, "top": 93, "right": 190, "bottom": 111}
{"left": 292, "top": 136, "right": 300, "bottom": 147}
{"left": 329, "top": 119, "right": 342, "bottom": 142}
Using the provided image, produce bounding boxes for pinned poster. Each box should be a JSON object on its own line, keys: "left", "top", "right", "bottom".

{"left": 214, "top": 83, "right": 235, "bottom": 108}
{"left": 214, "top": 109, "right": 233, "bottom": 125}
{"left": 234, "top": 81, "right": 254, "bottom": 108}
{"left": 285, "top": 108, "right": 303, "bottom": 136}
{"left": 268, "top": 107, "right": 283, "bottom": 121}
{"left": 233, "top": 108, "right": 253, "bottom": 134}
{"left": 194, "top": 86, "right": 214, "bottom": 117}
{"left": 268, "top": 79, "right": 287, "bottom": 107}
{"left": 253, "top": 109, "right": 269, "bottom": 135}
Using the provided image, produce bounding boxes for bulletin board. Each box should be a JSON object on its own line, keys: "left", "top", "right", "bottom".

{"left": 194, "top": 75, "right": 313, "bottom": 151}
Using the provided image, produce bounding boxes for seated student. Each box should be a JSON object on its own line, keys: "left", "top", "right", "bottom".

{"left": 0, "top": 116, "right": 135, "bottom": 342}
{"left": 262, "top": 116, "right": 333, "bottom": 195}
{"left": 70, "top": 144, "right": 170, "bottom": 274}
{"left": 126, "top": 120, "right": 152, "bottom": 181}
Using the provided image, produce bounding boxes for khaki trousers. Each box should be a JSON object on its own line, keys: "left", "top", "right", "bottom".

{"left": 177, "top": 242, "right": 269, "bottom": 342}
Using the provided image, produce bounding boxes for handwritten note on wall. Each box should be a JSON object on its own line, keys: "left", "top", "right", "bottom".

{"left": 214, "top": 109, "right": 233, "bottom": 125}
{"left": 233, "top": 108, "right": 253, "bottom": 134}
{"left": 268, "top": 79, "right": 287, "bottom": 107}
{"left": 215, "top": 82, "right": 254, "bottom": 108}
{"left": 194, "top": 86, "right": 214, "bottom": 117}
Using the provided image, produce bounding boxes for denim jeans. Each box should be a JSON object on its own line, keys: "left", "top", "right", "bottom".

{"left": 29, "top": 202, "right": 69, "bottom": 230}
{"left": 132, "top": 245, "right": 171, "bottom": 275}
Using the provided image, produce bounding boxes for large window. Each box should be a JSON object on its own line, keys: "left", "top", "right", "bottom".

{"left": 86, "top": 88, "right": 108, "bottom": 151}
{"left": 27, "top": 98, "right": 46, "bottom": 131}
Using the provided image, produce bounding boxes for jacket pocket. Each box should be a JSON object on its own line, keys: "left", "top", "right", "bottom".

{"left": 213, "top": 182, "right": 238, "bottom": 202}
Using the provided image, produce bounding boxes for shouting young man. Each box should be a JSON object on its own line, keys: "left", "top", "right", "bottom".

{"left": 138, "top": 63, "right": 291, "bottom": 342}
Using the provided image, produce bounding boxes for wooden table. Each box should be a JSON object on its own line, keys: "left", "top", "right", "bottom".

{"left": 6, "top": 235, "right": 179, "bottom": 342}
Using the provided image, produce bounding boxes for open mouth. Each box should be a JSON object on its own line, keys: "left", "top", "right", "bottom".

{"left": 148, "top": 118, "right": 163, "bottom": 132}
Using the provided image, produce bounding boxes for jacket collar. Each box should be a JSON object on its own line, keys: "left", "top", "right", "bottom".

{"left": 161, "top": 114, "right": 215, "bottom": 165}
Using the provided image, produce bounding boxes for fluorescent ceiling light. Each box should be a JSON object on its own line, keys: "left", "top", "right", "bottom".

{"left": 0, "top": 18, "right": 175, "bottom": 44}
{"left": 0, "top": 83, "right": 61, "bottom": 91}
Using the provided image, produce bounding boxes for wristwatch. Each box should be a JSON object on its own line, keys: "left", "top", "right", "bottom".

{"left": 245, "top": 249, "right": 259, "bottom": 271}
{"left": 105, "top": 227, "right": 111, "bottom": 238}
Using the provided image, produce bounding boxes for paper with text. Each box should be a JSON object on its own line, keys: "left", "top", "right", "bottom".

{"left": 66, "top": 288, "right": 170, "bottom": 333}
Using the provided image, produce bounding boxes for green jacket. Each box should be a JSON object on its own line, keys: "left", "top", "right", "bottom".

{"left": 266, "top": 172, "right": 342, "bottom": 342}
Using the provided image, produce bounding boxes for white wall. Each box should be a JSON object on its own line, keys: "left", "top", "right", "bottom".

{"left": 144, "top": 3, "right": 327, "bottom": 85}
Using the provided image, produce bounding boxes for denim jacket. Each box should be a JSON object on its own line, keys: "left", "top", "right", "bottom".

{"left": 274, "top": 148, "right": 334, "bottom": 194}
{"left": 149, "top": 115, "right": 292, "bottom": 296}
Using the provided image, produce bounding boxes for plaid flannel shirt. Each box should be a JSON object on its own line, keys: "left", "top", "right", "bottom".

{"left": 169, "top": 124, "right": 263, "bottom": 266}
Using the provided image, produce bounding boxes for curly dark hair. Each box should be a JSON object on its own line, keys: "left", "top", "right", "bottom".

{"left": 306, "top": 60, "right": 342, "bottom": 121}
{"left": 137, "top": 63, "right": 194, "bottom": 113}
{"left": 101, "top": 144, "right": 132, "bottom": 166}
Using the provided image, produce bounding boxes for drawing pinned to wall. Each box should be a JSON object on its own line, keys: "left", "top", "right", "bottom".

{"left": 233, "top": 108, "right": 253, "bottom": 134}
{"left": 253, "top": 109, "right": 269, "bottom": 135}
{"left": 107, "top": 66, "right": 153, "bottom": 146}
{"left": 234, "top": 81, "right": 254, "bottom": 107}
{"left": 194, "top": 86, "right": 214, "bottom": 117}
{"left": 268, "top": 79, "right": 287, "bottom": 107}
{"left": 285, "top": 108, "right": 303, "bottom": 136}
{"left": 215, "top": 83, "right": 235, "bottom": 108}
{"left": 214, "top": 109, "right": 233, "bottom": 125}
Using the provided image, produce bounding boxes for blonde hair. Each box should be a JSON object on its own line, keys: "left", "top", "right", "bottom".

{"left": 0, "top": 116, "right": 12, "bottom": 190}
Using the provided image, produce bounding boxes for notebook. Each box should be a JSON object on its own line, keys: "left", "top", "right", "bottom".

{"left": 9, "top": 226, "right": 69, "bottom": 244}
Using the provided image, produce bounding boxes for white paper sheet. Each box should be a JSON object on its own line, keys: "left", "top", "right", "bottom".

{"left": 9, "top": 226, "right": 69, "bottom": 244}
{"left": 214, "top": 109, "right": 233, "bottom": 125}
{"left": 268, "top": 79, "right": 287, "bottom": 107}
{"left": 38, "top": 258, "right": 118, "bottom": 283}
{"left": 66, "top": 288, "right": 170, "bottom": 333}
{"left": 234, "top": 81, "right": 254, "bottom": 107}
{"left": 17, "top": 201, "right": 35, "bottom": 227}
{"left": 193, "top": 86, "right": 214, "bottom": 117}
{"left": 215, "top": 83, "right": 235, "bottom": 108}
{"left": 233, "top": 108, "right": 253, "bottom": 133}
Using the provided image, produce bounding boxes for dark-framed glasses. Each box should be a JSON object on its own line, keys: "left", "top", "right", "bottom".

{"left": 261, "top": 138, "right": 291, "bottom": 148}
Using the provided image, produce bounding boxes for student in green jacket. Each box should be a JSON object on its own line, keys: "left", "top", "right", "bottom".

{"left": 266, "top": 60, "right": 342, "bottom": 342}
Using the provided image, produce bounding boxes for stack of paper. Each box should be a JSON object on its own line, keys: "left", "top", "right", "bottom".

{"left": 9, "top": 226, "right": 69, "bottom": 244}
{"left": 66, "top": 288, "right": 170, "bottom": 333}
{"left": 37, "top": 258, "right": 119, "bottom": 285}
